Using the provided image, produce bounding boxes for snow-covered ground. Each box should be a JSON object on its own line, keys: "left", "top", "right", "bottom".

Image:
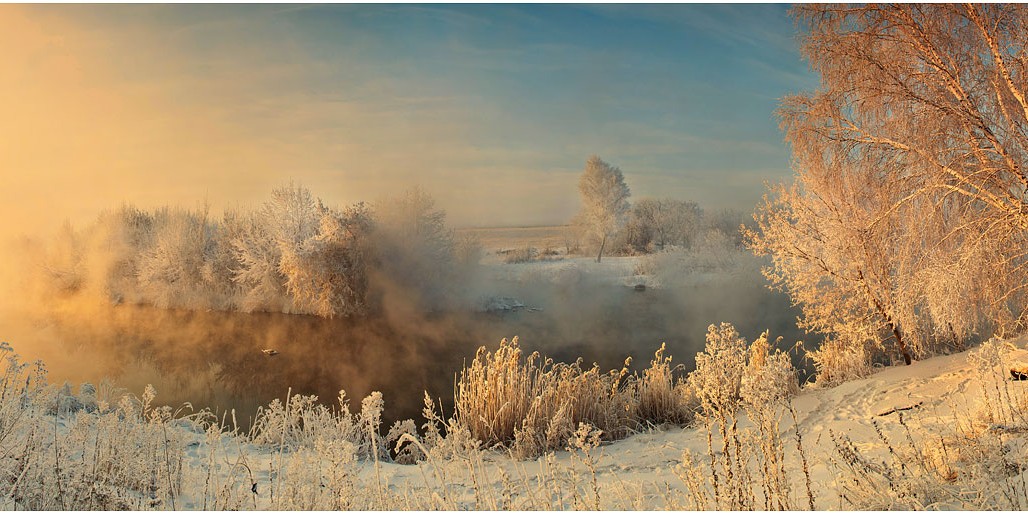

{"left": 9, "top": 336, "right": 1026, "bottom": 510}
{"left": 481, "top": 254, "right": 652, "bottom": 288}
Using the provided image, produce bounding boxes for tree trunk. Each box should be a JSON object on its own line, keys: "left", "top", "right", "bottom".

{"left": 891, "top": 323, "right": 912, "bottom": 365}
{"left": 948, "top": 322, "right": 963, "bottom": 351}
{"left": 857, "top": 269, "right": 912, "bottom": 365}
{"left": 596, "top": 235, "right": 606, "bottom": 263}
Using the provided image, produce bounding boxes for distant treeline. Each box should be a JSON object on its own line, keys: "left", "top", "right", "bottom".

{"left": 567, "top": 198, "right": 756, "bottom": 257}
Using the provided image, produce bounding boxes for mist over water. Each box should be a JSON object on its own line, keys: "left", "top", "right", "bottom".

{"left": 0, "top": 259, "right": 811, "bottom": 429}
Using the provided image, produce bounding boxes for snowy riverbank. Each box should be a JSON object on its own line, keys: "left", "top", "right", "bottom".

{"left": 5, "top": 336, "right": 1028, "bottom": 510}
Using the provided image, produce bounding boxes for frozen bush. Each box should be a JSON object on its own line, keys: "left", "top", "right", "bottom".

{"left": 27, "top": 183, "right": 480, "bottom": 320}
{"left": 806, "top": 337, "right": 873, "bottom": 388}
{"left": 370, "top": 187, "right": 473, "bottom": 311}
{"left": 501, "top": 247, "right": 537, "bottom": 264}
{"left": 677, "top": 323, "right": 810, "bottom": 510}
{"left": 137, "top": 206, "right": 214, "bottom": 309}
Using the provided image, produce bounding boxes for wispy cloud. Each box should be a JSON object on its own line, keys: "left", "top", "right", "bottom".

{"left": 0, "top": 4, "right": 808, "bottom": 234}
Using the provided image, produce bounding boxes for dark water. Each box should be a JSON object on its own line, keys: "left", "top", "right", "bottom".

{"left": 14, "top": 275, "right": 812, "bottom": 430}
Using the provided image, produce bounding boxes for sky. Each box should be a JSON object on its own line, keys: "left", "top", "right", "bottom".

{"left": 0, "top": 4, "right": 817, "bottom": 233}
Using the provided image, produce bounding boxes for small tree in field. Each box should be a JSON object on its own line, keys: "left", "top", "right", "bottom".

{"left": 576, "top": 156, "right": 631, "bottom": 262}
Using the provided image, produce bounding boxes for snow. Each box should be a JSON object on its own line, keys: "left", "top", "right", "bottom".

{"left": 70, "top": 338, "right": 1024, "bottom": 509}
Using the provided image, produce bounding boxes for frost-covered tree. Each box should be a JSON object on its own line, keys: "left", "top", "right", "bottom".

{"left": 136, "top": 206, "right": 214, "bottom": 309}
{"left": 83, "top": 205, "right": 156, "bottom": 304}
{"left": 788, "top": 4, "right": 1028, "bottom": 332}
{"left": 704, "top": 209, "right": 754, "bottom": 249}
{"left": 371, "top": 187, "right": 469, "bottom": 310}
{"left": 265, "top": 183, "right": 325, "bottom": 313}
{"left": 234, "top": 183, "right": 375, "bottom": 317}
{"left": 230, "top": 208, "right": 287, "bottom": 314}
{"left": 748, "top": 178, "right": 915, "bottom": 370}
{"left": 624, "top": 198, "right": 702, "bottom": 252}
{"left": 575, "top": 156, "right": 631, "bottom": 262}
{"left": 751, "top": 4, "right": 1028, "bottom": 376}
{"left": 40, "top": 221, "right": 86, "bottom": 295}
{"left": 278, "top": 204, "right": 373, "bottom": 318}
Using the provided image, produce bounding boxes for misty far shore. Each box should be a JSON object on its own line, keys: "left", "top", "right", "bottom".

{"left": 6, "top": 243, "right": 807, "bottom": 430}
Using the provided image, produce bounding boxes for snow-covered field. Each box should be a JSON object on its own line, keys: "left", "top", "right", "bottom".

{"left": 457, "top": 225, "right": 569, "bottom": 263}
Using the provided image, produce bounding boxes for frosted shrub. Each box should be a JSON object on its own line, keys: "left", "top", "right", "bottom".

{"left": 741, "top": 331, "right": 799, "bottom": 510}
{"left": 741, "top": 331, "right": 798, "bottom": 405}
{"left": 277, "top": 204, "right": 373, "bottom": 318}
{"left": 690, "top": 323, "right": 746, "bottom": 417}
{"left": 229, "top": 208, "right": 288, "bottom": 313}
{"left": 967, "top": 337, "right": 1022, "bottom": 425}
{"left": 687, "top": 323, "right": 749, "bottom": 509}
{"left": 136, "top": 207, "right": 212, "bottom": 310}
{"left": 371, "top": 187, "right": 468, "bottom": 311}
{"left": 250, "top": 389, "right": 397, "bottom": 461}
{"left": 688, "top": 229, "right": 739, "bottom": 272}
{"left": 501, "top": 246, "right": 538, "bottom": 264}
{"left": 677, "top": 324, "right": 811, "bottom": 510}
{"left": 807, "top": 337, "right": 873, "bottom": 388}
{"left": 40, "top": 222, "right": 86, "bottom": 295}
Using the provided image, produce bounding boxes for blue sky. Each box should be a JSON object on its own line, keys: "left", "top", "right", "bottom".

{"left": 1, "top": 4, "right": 816, "bottom": 229}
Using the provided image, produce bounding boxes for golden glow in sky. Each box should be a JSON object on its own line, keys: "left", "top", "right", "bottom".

{"left": 0, "top": 4, "right": 814, "bottom": 239}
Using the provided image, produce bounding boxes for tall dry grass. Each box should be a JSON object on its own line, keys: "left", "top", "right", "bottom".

{"left": 0, "top": 338, "right": 670, "bottom": 510}
{"left": 0, "top": 343, "right": 204, "bottom": 510}
{"left": 453, "top": 336, "right": 697, "bottom": 459}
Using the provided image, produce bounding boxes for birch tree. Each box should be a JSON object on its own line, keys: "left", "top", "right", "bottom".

{"left": 751, "top": 4, "right": 1028, "bottom": 375}
{"left": 576, "top": 156, "right": 631, "bottom": 262}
